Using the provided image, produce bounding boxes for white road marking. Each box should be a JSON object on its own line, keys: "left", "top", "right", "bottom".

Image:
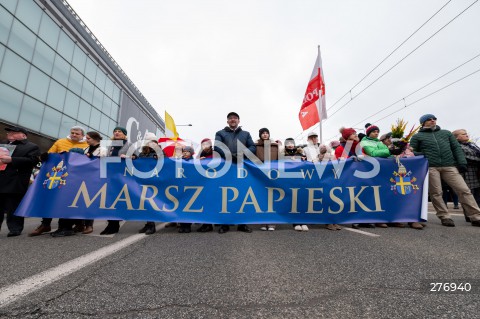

{"left": 343, "top": 227, "right": 381, "bottom": 237}
{"left": 0, "top": 224, "right": 164, "bottom": 308}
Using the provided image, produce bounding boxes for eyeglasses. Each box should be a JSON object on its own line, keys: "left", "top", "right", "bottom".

{"left": 427, "top": 118, "right": 437, "bottom": 121}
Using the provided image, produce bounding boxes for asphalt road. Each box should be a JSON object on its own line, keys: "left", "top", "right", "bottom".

{"left": 0, "top": 206, "right": 478, "bottom": 319}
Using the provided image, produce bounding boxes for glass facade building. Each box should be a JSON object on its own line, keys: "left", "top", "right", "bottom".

{"left": 0, "top": 0, "right": 164, "bottom": 151}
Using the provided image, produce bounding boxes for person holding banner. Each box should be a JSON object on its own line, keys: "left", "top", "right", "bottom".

{"left": 282, "top": 138, "right": 305, "bottom": 160}
{"left": 100, "top": 127, "right": 133, "bottom": 235}
{"left": 176, "top": 146, "right": 196, "bottom": 233}
{"left": 334, "top": 127, "right": 363, "bottom": 160}
{"left": 360, "top": 124, "right": 401, "bottom": 229}
{"left": 52, "top": 131, "right": 108, "bottom": 237}
{"left": 410, "top": 114, "right": 480, "bottom": 227}
{"left": 0, "top": 126, "right": 40, "bottom": 237}
{"left": 80, "top": 131, "right": 108, "bottom": 234}
{"left": 335, "top": 127, "right": 375, "bottom": 229}
{"left": 29, "top": 126, "right": 88, "bottom": 237}
{"left": 137, "top": 132, "right": 164, "bottom": 235}
{"left": 196, "top": 138, "right": 215, "bottom": 233}
{"left": 303, "top": 132, "right": 327, "bottom": 163}
{"left": 214, "top": 111, "right": 256, "bottom": 234}
{"left": 302, "top": 131, "right": 339, "bottom": 231}
{"left": 256, "top": 128, "right": 279, "bottom": 231}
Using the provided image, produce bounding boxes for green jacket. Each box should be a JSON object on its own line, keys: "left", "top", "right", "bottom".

{"left": 360, "top": 136, "right": 390, "bottom": 158}
{"left": 410, "top": 125, "right": 466, "bottom": 167}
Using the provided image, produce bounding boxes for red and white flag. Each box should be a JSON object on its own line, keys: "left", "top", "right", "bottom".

{"left": 298, "top": 51, "right": 327, "bottom": 130}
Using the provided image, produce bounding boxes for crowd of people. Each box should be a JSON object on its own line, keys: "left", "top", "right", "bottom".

{"left": 1, "top": 111, "right": 479, "bottom": 238}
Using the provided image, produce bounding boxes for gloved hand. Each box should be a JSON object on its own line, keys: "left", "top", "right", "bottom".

{"left": 39, "top": 152, "right": 49, "bottom": 162}
{"left": 457, "top": 165, "right": 468, "bottom": 174}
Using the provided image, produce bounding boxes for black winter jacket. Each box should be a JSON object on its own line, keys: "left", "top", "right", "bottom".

{"left": 214, "top": 127, "right": 256, "bottom": 160}
{"left": 0, "top": 139, "right": 40, "bottom": 194}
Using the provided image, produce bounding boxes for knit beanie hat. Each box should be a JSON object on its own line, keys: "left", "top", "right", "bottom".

{"left": 183, "top": 146, "right": 194, "bottom": 154}
{"left": 259, "top": 128, "right": 270, "bottom": 138}
{"left": 284, "top": 137, "right": 295, "bottom": 145}
{"left": 143, "top": 132, "right": 157, "bottom": 142}
{"left": 365, "top": 124, "right": 380, "bottom": 137}
{"left": 419, "top": 114, "right": 436, "bottom": 125}
{"left": 339, "top": 127, "right": 357, "bottom": 140}
{"left": 201, "top": 138, "right": 211, "bottom": 144}
{"left": 143, "top": 132, "right": 158, "bottom": 146}
{"left": 114, "top": 127, "right": 127, "bottom": 135}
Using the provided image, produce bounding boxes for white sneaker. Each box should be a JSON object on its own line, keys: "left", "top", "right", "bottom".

{"left": 294, "top": 225, "right": 302, "bottom": 231}
{"left": 260, "top": 226, "right": 267, "bottom": 231}
{"left": 268, "top": 227, "right": 275, "bottom": 231}
{"left": 301, "top": 225, "right": 309, "bottom": 231}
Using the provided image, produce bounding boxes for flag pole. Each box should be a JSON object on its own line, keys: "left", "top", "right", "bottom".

{"left": 317, "top": 45, "right": 323, "bottom": 145}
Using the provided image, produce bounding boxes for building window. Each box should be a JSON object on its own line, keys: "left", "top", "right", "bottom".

{"left": 18, "top": 96, "right": 44, "bottom": 131}
{"left": 72, "top": 44, "right": 87, "bottom": 73}
{"left": 15, "top": 0, "right": 42, "bottom": 33}
{"left": 81, "top": 78, "right": 94, "bottom": 104}
{"left": 0, "top": 0, "right": 18, "bottom": 14}
{"left": 67, "top": 67, "right": 83, "bottom": 96}
{"left": 56, "top": 30, "right": 74, "bottom": 62}
{"left": 8, "top": 20, "right": 35, "bottom": 61}
{"left": 52, "top": 53, "right": 70, "bottom": 85}
{"left": 46, "top": 80, "right": 66, "bottom": 112}
{"left": 0, "top": 49, "right": 30, "bottom": 91}
{"left": 111, "top": 102, "right": 119, "bottom": 120}
{"left": 90, "top": 106, "right": 101, "bottom": 131}
{"left": 112, "top": 84, "right": 121, "bottom": 104}
{"left": 32, "top": 40, "right": 55, "bottom": 75}
{"left": 63, "top": 91, "right": 80, "bottom": 119}
{"left": 40, "top": 106, "right": 62, "bottom": 138}
{"left": 95, "top": 69, "right": 106, "bottom": 92}
{"left": 77, "top": 99, "right": 91, "bottom": 126}
{"left": 25, "top": 66, "right": 49, "bottom": 103}
{"left": 92, "top": 86, "right": 103, "bottom": 110}
{"left": 38, "top": 12, "right": 60, "bottom": 50}
{"left": 84, "top": 57, "right": 97, "bottom": 82}
{"left": 0, "top": 44, "right": 5, "bottom": 65}
{"left": 100, "top": 113, "right": 109, "bottom": 136}
{"left": 0, "top": 82, "right": 22, "bottom": 123}
{"left": 0, "top": 6, "right": 13, "bottom": 44}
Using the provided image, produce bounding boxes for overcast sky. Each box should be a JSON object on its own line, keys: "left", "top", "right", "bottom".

{"left": 67, "top": 0, "right": 480, "bottom": 145}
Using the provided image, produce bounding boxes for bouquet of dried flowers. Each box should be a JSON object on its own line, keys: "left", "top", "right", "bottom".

{"left": 389, "top": 119, "right": 420, "bottom": 155}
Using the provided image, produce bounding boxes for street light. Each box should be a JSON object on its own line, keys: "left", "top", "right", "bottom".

{"left": 177, "top": 124, "right": 193, "bottom": 126}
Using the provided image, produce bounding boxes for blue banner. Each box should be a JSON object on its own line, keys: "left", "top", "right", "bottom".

{"left": 15, "top": 153, "right": 429, "bottom": 224}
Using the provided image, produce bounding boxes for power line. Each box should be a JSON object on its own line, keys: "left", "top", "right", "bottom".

{"left": 372, "top": 67, "right": 480, "bottom": 124}
{"left": 327, "top": 0, "right": 452, "bottom": 112}
{"left": 327, "top": 0, "right": 479, "bottom": 119}
{"left": 352, "top": 53, "right": 480, "bottom": 128}
{"left": 323, "top": 66, "right": 480, "bottom": 142}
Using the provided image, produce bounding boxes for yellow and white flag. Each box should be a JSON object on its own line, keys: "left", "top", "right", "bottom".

{"left": 165, "top": 111, "right": 179, "bottom": 140}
